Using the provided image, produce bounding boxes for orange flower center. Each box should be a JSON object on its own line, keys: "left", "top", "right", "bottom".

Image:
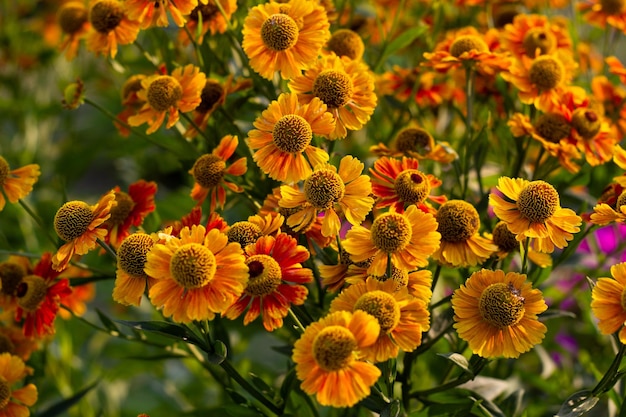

{"left": 260, "top": 14, "right": 299, "bottom": 51}
{"left": 395, "top": 128, "right": 434, "bottom": 155}
{"left": 146, "top": 76, "right": 183, "bottom": 112}
{"left": 197, "top": 80, "right": 225, "bottom": 114}
{"left": 522, "top": 27, "right": 556, "bottom": 57}
{"left": 312, "top": 325, "right": 357, "bottom": 371}
{"left": 528, "top": 56, "right": 563, "bottom": 91}
{"left": 191, "top": 154, "right": 226, "bottom": 188}
{"left": 244, "top": 255, "right": 282, "bottom": 297}
{"left": 117, "top": 233, "right": 154, "bottom": 277}
{"left": 571, "top": 108, "right": 601, "bottom": 139}
{"left": 0, "top": 261, "right": 26, "bottom": 297}
{"left": 89, "top": 0, "right": 124, "bottom": 34}
{"left": 0, "top": 156, "right": 9, "bottom": 186}
{"left": 601, "top": 0, "right": 626, "bottom": 14}
{"left": 189, "top": 2, "right": 220, "bottom": 22}
{"left": 533, "top": 113, "right": 571, "bottom": 143}
{"left": 0, "top": 377, "right": 10, "bottom": 409}
{"left": 354, "top": 290, "right": 401, "bottom": 333}
{"left": 478, "top": 282, "right": 525, "bottom": 329}
{"left": 106, "top": 191, "right": 135, "bottom": 227}
{"left": 16, "top": 275, "right": 49, "bottom": 312}
{"left": 312, "top": 70, "right": 354, "bottom": 109}
{"left": 436, "top": 200, "right": 479, "bottom": 243}
{"left": 492, "top": 221, "right": 519, "bottom": 253}
{"left": 0, "top": 334, "right": 15, "bottom": 355}
{"left": 449, "top": 35, "right": 488, "bottom": 58}
{"left": 121, "top": 74, "right": 146, "bottom": 103}
{"left": 304, "top": 169, "right": 345, "bottom": 209}
{"left": 394, "top": 170, "right": 431, "bottom": 205}
{"left": 516, "top": 180, "right": 559, "bottom": 224}
{"left": 227, "top": 221, "right": 263, "bottom": 249}
{"left": 58, "top": 2, "right": 89, "bottom": 35}
{"left": 370, "top": 212, "right": 412, "bottom": 253}
{"left": 169, "top": 243, "right": 216, "bottom": 289}
{"left": 616, "top": 190, "right": 626, "bottom": 209}
{"left": 327, "top": 29, "right": 364, "bottom": 60}
{"left": 54, "top": 201, "right": 94, "bottom": 242}
{"left": 272, "top": 114, "right": 313, "bottom": 153}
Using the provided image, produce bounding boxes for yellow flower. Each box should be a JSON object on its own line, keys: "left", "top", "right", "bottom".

{"left": 452, "top": 269, "right": 547, "bottom": 358}
{"left": 128, "top": 65, "right": 206, "bottom": 134}
{"left": 342, "top": 205, "right": 441, "bottom": 276}
{"left": 591, "top": 262, "right": 626, "bottom": 343}
{"left": 145, "top": 225, "right": 248, "bottom": 323}
{"left": 0, "top": 156, "right": 40, "bottom": 212}
{"left": 0, "top": 353, "right": 37, "bottom": 417}
{"left": 85, "top": 0, "right": 140, "bottom": 58}
{"left": 181, "top": 0, "right": 238, "bottom": 44}
{"left": 289, "top": 53, "right": 377, "bottom": 139}
{"left": 292, "top": 310, "right": 381, "bottom": 407}
{"left": 52, "top": 191, "right": 116, "bottom": 271}
{"left": 247, "top": 92, "right": 334, "bottom": 183}
{"left": 113, "top": 233, "right": 160, "bottom": 306}
{"left": 242, "top": 0, "right": 330, "bottom": 80}
{"left": 57, "top": 1, "right": 90, "bottom": 60}
{"left": 489, "top": 177, "right": 582, "bottom": 253}
{"left": 279, "top": 155, "right": 374, "bottom": 238}
{"left": 330, "top": 278, "right": 430, "bottom": 362}
{"left": 125, "top": 0, "right": 198, "bottom": 28}
{"left": 500, "top": 13, "right": 572, "bottom": 59}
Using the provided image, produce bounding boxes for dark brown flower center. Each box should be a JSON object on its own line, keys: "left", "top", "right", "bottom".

{"left": 244, "top": 255, "right": 282, "bottom": 297}
{"left": 529, "top": 56, "right": 563, "bottom": 91}
{"left": 436, "top": 200, "right": 480, "bottom": 242}
{"left": 478, "top": 282, "right": 525, "bottom": 329}
{"left": 394, "top": 170, "right": 431, "bottom": 205}
{"left": 117, "top": 233, "right": 154, "bottom": 277}
{"left": 89, "top": 0, "right": 124, "bottom": 34}
{"left": 371, "top": 212, "right": 412, "bottom": 253}
{"left": 304, "top": 169, "right": 345, "bottom": 209}
{"left": 516, "top": 180, "right": 560, "bottom": 223}
{"left": 146, "top": 76, "right": 183, "bottom": 112}
{"left": 272, "top": 115, "right": 313, "bottom": 153}
{"left": 169, "top": 243, "right": 216, "bottom": 289}
{"left": 260, "top": 13, "right": 299, "bottom": 51}
{"left": 522, "top": 28, "right": 556, "bottom": 57}
{"left": 312, "top": 70, "right": 354, "bottom": 109}
{"left": 449, "top": 35, "right": 488, "bottom": 58}
{"left": 533, "top": 113, "right": 572, "bottom": 143}
{"left": 191, "top": 154, "right": 226, "bottom": 188}
{"left": 327, "top": 29, "right": 364, "bottom": 60}
{"left": 54, "top": 201, "right": 94, "bottom": 242}
{"left": 16, "top": 275, "right": 49, "bottom": 312}
{"left": 58, "top": 2, "right": 89, "bottom": 34}
{"left": 354, "top": 290, "right": 400, "bottom": 333}
{"left": 312, "top": 325, "right": 357, "bottom": 371}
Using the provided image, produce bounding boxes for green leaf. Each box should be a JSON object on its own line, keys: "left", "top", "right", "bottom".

{"left": 380, "top": 399, "right": 402, "bottom": 417}
{"left": 33, "top": 380, "right": 98, "bottom": 417}
{"left": 437, "top": 353, "right": 473, "bottom": 376}
{"left": 249, "top": 372, "right": 274, "bottom": 396}
{"left": 279, "top": 367, "right": 297, "bottom": 400}
{"left": 498, "top": 390, "right": 524, "bottom": 417}
{"left": 114, "top": 319, "right": 206, "bottom": 349}
{"left": 383, "top": 25, "right": 427, "bottom": 61}
{"left": 555, "top": 390, "right": 599, "bottom": 417}
{"left": 95, "top": 308, "right": 120, "bottom": 334}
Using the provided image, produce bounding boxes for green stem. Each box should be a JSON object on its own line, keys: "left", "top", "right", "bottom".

{"left": 521, "top": 237, "right": 530, "bottom": 276}
{"left": 96, "top": 238, "right": 117, "bottom": 261}
{"left": 410, "top": 356, "right": 488, "bottom": 398}
{"left": 461, "top": 65, "right": 476, "bottom": 200}
{"left": 288, "top": 307, "right": 306, "bottom": 333}
{"left": 18, "top": 200, "right": 58, "bottom": 248}
{"left": 592, "top": 340, "right": 626, "bottom": 396}
{"left": 180, "top": 111, "right": 214, "bottom": 148}
{"left": 220, "top": 360, "right": 283, "bottom": 415}
{"left": 431, "top": 263, "right": 442, "bottom": 293}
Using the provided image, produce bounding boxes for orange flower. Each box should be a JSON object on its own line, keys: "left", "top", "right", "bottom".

{"left": 289, "top": 54, "right": 377, "bottom": 139}
{"left": 189, "top": 135, "right": 247, "bottom": 212}
{"left": 292, "top": 310, "right": 381, "bottom": 407}
{"left": 57, "top": 1, "right": 90, "bottom": 60}
{"left": 607, "top": 55, "right": 626, "bottom": 85}
{"left": 591, "top": 75, "right": 626, "bottom": 139}
{"left": 113, "top": 233, "right": 160, "bottom": 306}
{"left": 591, "top": 262, "right": 626, "bottom": 343}
{"left": 223, "top": 234, "right": 312, "bottom": 331}
{"left": 52, "top": 191, "right": 116, "bottom": 271}
{"left": 376, "top": 67, "right": 449, "bottom": 107}
{"left": 579, "top": 0, "right": 626, "bottom": 31}
{"left": 369, "top": 127, "right": 457, "bottom": 164}
{"left": 15, "top": 253, "right": 73, "bottom": 338}
{"left": 0, "top": 353, "right": 38, "bottom": 417}
{"left": 500, "top": 13, "right": 572, "bottom": 59}
{"left": 180, "top": 0, "right": 237, "bottom": 45}
{"left": 247, "top": 92, "right": 334, "bottom": 183}
{"left": 370, "top": 156, "right": 446, "bottom": 213}
{"left": 85, "top": 0, "right": 140, "bottom": 58}
{"left": 0, "top": 156, "right": 40, "bottom": 212}
{"left": 102, "top": 180, "right": 157, "bottom": 249}
{"left": 145, "top": 225, "right": 248, "bottom": 322}
{"left": 242, "top": 0, "right": 330, "bottom": 80}
{"left": 125, "top": 0, "right": 197, "bottom": 28}
{"left": 128, "top": 64, "right": 206, "bottom": 134}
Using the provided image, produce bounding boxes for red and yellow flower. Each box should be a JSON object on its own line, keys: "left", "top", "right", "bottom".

{"left": 125, "top": 0, "right": 198, "bottom": 28}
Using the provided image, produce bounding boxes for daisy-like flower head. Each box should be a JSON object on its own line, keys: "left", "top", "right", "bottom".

{"left": 85, "top": 0, "right": 140, "bottom": 58}
{"left": 223, "top": 234, "right": 313, "bottom": 331}
{"left": 242, "top": 0, "right": 330, "bottom": 80}
{"left": 289, "top": 53, "right": 377, "bottom": 139}
{"left": 433, "top": 200, "right": 497, "bottom": 267}
{"left": 189, "top": 135, "right": 247, "bottom": 212}
{"left": 0, "top": 259, "right": 27, "bottom": 302}
{"left": 489, "top": 177, "right": 582, "bottom": 253}
{"left": 591, "top": 262, "right": 626, "bottom": 343}
{"left": 292, "top": 310, "right": 381, "bottom": 407}
{"left": 326, "top": 29, "right": 364, "bottom": 60}
{"left": 113, "top": 233, "right": 160, "bottom": 306}
{"left": 125, "top": 0, "right": 198, "bottom": 29}
{"left": 0, "top": 353, "right": 37, "bottom": 416}
{"left": 0, "top": 157, "right": 40, "bottom": 213}
{"left": 488, "top": 221, "right": 553, "bottom": 268}
{"left": 370, "top": 127, "right": 457, "bottom": 163}
{"left": 52, "top": 191, "right": 116, "bottom": 271}
{"left": 579, "top": 0, "right": 626, "bottom": 31}
{"left": 57, "top": 1, "right": 90, "bottom": 60}
{"left": 15, "top": 253, "right": 72, "bottom": 338}
{"left": 330, "top": 278, "right": 430, "bottom": 362}
{"left": 0, "top": 325, "right": 40, "bottom": 362}
{"left": 589, "top": 186, "right": 626, "bottom": 225}
{"left": 181, "top": 0, "right": 237, "bottom": 44}
{"left": 128, "top": 64, "right": 206, "bottom": 134}
{"left": 342, "top": 205, "right": 441, "bottom": 276}
{"left": 452, "top": 269, "right": 547, "bottom": 358}
{"left": 145, "top": 225, "right": 248, "bottom": 323}
{"left": 369, "top": 156, "right": 447, "bottom": 213}
{"left": 226, "top": 212, "right": 284, "bottom": 250}
{"left": 102, "top": 180, "right": 157, "bottom": 248}
{"left": 247, "top": 92, "right": 334, "bottom": 183}
{"left": 500, "top": 13, "right": 572, "bottom": 59}
{"left": 279, "top": 155, "right": 374, "bottom": 238}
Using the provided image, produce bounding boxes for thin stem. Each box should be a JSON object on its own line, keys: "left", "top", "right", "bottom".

{"left": 592, "top": 340, "right": 626, "bottom": 396}
{"left": 521, "top": 237, "right": 530, "bottom": 276}
{"left": 410, "top": 356, "right": 488, "bottom": 398}
{"left": 180, "top": 111, "right": 214, "bottom": 147}
{"left": 431, "top": 263, "right": 442, "bottom": 293}
{"left": 219, "top": 360, "right": 283, "bottom": 415}
{"left": 96, "top": 238, "right": 117, "bottom": 261}
{"left": 18, "top": 200, "right": 58, "bottom": 247}
{"left": 288, "top": 308, "right": 306, "bottom": 333}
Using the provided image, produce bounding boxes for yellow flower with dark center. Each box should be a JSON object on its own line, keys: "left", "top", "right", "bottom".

{"left": 227, "top": 221, "right": 263, "bottom": 249}
{"left": 571, "top": 108, "right": 602, "bottom": 139}
{"left": 113, "top": 233, "right": 158, "bottom": 306}
{"left": 589, "top": 188, "right": 626, "bottom": 226}
{"left": 86, "top": 0, "right": 140, "bottom": 58}
{"left": 533, "top": 113, "right": 572, "bottom": 143}
{"left": 326, "top": 29, "right": 364, "bottom": 60}
{"left": 522, "top": 27, "right": 557, "bottom": 57}
{"left": 313, "top": 70, "right": 354, "bottom": 108}
{"left": 292, "top": 310, "right": 381, "bottom": 407}
{"left": 528, "top": 55, "right": 564, "bottom": 91}
{"left": 452, "top": 269, "right": 547, "bottom": 358}
{"left": 579, "top": 0, "right": 626, "bottom": 36}
{"left": 591, "top": 262, "right": 626, "bottom": 343}
{"left": 449, "top": 35, "right": 489, "bottom": 58}
{"left": 125, "top": 0, "right": 198, "bottom": 28}
{"left": 242, "top": 0, "right": 330, "bottom": 80}
{"left": 57, "top": 1, "right": 90, "bottom": 60}
{"left": 490, "top": 177, "right": 581, "bottom": 253}
{"left": 330, "top": 278, "right": 430, "bottom": 362}
{"left": 342, "top": 205, "right": 440, "bottom": 276}
{"left": 0, "top": 156, "right": 40, "bottom": 212}
{"left": 500, "top": 13, "right": 572, "bottom": 60}
{"left": 0, "top": 353, "right": 38, "bottom": 415}
{"left": 181, "top": 0, "right": 236, "bottom": 45}
{"left": 491, "top": 221, "right": 519, "bottom": 253}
